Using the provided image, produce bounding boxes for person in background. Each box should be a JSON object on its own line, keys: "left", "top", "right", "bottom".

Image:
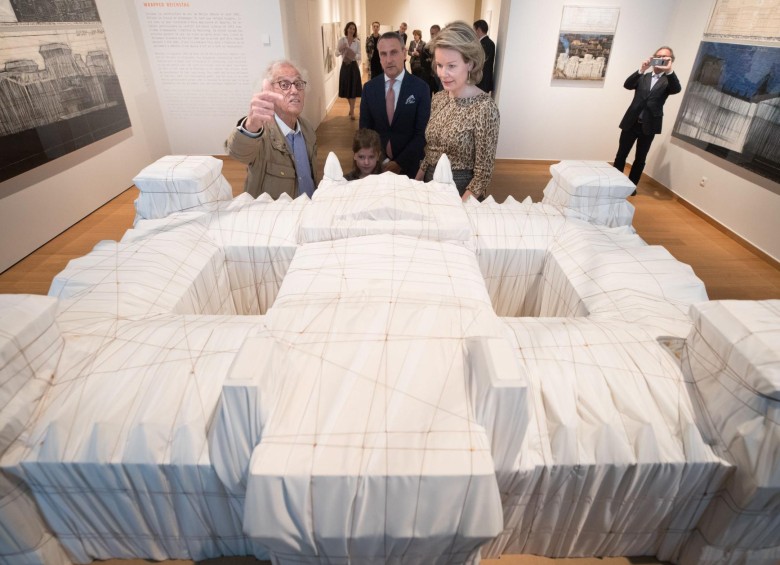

{"left": 227, "top": 60, "right": 317, "bottom": 199}
{"left": 422, "top": 25, "right": 442, "bottom": 94}
{"left": 397, "top": 22, "right": 408, "bottom": 46}
{"left": 360, "top": 32, "right": 431, "bottom": 177}
{"left": 344, "top": 128, "right": 383, "bottom": 180}
{"left": 415, "top": 21, "right": 500, "bottom": 201}
{"left": 398, "top": 21, "right": 409, "bottom": 71}
{"left": 613, "top": 46, "right": 681, "bottom": 195}
{"left": 473, "top": 19, "right": 495, "bottom": 93}
{"left": 409, "top": 29, "right": 426, "bottom": 78}
{"left": 366, "top": 21, "right": 383, "bottom": 78}
{"left": 338, "top": 21, "right": 362, "bottom": 120}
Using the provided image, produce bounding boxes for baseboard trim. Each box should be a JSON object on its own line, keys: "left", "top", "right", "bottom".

{"left": 641, "top": 174, "right": 780, "bottom": 270}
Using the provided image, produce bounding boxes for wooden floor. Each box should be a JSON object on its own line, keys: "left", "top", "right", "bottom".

{"left": 0, "top": 98, "right": 776, "bottom": 565}
{"left": 1, "top": 98, "right": 778, "bottom": 299}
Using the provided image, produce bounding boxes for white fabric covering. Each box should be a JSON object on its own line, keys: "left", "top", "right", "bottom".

{"left": 208, "top": 196, "right": 307, "bottom": 315}
{"left": 678, "top": 300, "right": 780, "bottom": 565}
{"left": 483, "top": 318, "right": 729, "bottom": 561}
{"left": 0, "top": 157, "right": 774, "bottom": 565}
{"left": 300, "top": 155, "right": 472, "bottom": 245}
{"left": 50, "top": 221, "right": 236, "bottom": 329}
{"left": 0, "top": 295, "right": 70, "bottom": 565}
{"left": 210, "top": 234, "right": 528, "bottom": 561}
{"left": 466, "top": 198, "right": 569, "bottom": 317}
{"left": 133, "top": 155, "right": 233, "bottom": 222}
{"left": 0, "top": 295, "right": 61, "bottom": 453}
{"left": 542, "top": 160, "right": 636, "bottom": 227}
{"left": 539, "top": 225, "right": 708, "bottom": 338}
{"left": 2, "top": 314, "right": 264, "bottom": 563}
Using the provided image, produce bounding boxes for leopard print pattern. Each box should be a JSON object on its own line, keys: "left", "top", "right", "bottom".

{"left": 421, "top": 90, "right": 500, "bottom": 198}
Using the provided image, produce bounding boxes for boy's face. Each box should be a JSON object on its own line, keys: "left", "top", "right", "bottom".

{"left": 355, "top": 147, "right": 378, "bottom": 176}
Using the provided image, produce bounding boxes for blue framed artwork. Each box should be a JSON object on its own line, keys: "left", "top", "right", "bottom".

{"left": 672, "top": 41, "right": 780, "bottom": 183}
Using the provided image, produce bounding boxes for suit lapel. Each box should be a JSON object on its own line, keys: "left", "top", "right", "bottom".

{"left": 640, "top": 73, "right": 653, "bottom": 93}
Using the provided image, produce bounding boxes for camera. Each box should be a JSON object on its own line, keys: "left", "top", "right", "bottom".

{"left": 651, "top": 57, "right": 667, "bottom": 66}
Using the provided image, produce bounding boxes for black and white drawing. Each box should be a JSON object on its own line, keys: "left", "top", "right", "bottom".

{"left": 0, "top": 0, "right": 130, "bottom": 182}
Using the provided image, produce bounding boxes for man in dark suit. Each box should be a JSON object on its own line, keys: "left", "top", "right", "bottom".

{"left": 360, "top": 32, "right": 431, "bottom": 177}
{"left": 473, "top": 20, "right": 495, "bottom": 93}
{"left": 613, "top": 46, "right": 682, "bottom": 193}
{"left": 397, "top": 22, "right": 408, "bottom": 46}
{"left": 422, "top": 25, "right": 442, "bottom": 95}
{"left": 366, "top": 21, "right": 382, "bottom": 79}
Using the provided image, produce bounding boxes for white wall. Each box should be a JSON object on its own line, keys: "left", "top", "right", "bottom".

{"left": 495, "top": 0, "right": 780, "bottom": 261}
{"left": 0, "top": 0, "right": 170, "bottom": 272}
{"left": 477, "top": 0, "right": 502, "bottom": 33}
{"left": 365, "top": 0, "right": 476, "bottom": 44}
{"left": 134, "top": 0, "right": 287, "bottom": 156}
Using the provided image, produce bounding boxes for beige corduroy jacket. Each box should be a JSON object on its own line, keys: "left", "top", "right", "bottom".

{"left": 226, "top": 116, "right": 318, "bottom": 199}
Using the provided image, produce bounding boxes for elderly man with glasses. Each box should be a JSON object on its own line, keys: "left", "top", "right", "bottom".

{"left": 227, "top": 60, "right": 318, "bottom": 199}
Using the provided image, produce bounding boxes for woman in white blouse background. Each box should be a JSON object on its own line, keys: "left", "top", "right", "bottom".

{"left": 337, "top": 21, "right": 362, "bottom": 119}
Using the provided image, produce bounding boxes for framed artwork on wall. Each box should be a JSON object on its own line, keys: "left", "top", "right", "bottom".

{"left": 322, "top": 22, "right": 341, "bottom": 75}
{"left": 552, "top": 5, "right": 620, "bottom": 82}
{"left": 671, "top": 0, "right": 779, "bottom": 183}
{"left": 0, "top": 0, "right": 131, "bottom": 183}
{"left": 672, "top": 42, "right": 779, "bottom": 183}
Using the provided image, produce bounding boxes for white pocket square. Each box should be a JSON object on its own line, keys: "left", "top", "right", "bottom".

{"left": 405, "top": 95, "right": 416, "bottom": 104}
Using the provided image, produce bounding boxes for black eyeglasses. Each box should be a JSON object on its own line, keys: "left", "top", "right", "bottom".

{"left": 273, "top": 79, "right": 307, "bottom": 91}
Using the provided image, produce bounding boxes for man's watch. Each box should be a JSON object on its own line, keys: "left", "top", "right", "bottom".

{"left": 237, "top": 117, "right": 263, "bottom": 138}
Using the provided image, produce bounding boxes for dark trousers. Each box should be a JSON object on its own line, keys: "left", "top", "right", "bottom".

{"left": 613, "top": 121, "right": 655, "bottom": 186}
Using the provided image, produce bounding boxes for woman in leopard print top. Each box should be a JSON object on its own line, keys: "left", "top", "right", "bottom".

{"left": 415, "top": 21, "right": 500, "bottom": 201}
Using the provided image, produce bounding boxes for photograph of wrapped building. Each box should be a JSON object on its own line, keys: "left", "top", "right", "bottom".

{"left": 0, "top": 0, "right": 130, "bottom": 182}
{"left": 672, "top": 41, "right": 780, "bottom": 183}
{"left": 553, "top": 33, "right": 613, "bottom": 80}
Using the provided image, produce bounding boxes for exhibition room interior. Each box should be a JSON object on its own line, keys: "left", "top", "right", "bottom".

{"left": 0, "top": 1, "right": 778, "bottom": 565}
{"left": 0, "top": 0, "right": 778, "bottom": 278}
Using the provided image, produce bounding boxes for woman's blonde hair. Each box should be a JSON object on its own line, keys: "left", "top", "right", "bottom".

{"left": 428, "top": 20, "right": 485, "bottom": 85}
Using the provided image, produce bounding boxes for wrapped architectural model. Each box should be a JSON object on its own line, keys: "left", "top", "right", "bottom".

{"left": 0, "top": 153, "right": 777, "bottom": 565}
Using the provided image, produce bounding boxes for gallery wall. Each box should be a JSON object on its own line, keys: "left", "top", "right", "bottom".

{"left": 496, "top": 0, "right": 678, "bottom": 161}
{"left": 495, "top": 0, "right": 780, "bottom": 261}
{"left": 134, "top": 0, "right": 287, "bottom": 155}
{"left": 0, "top": 0, "right": 342, "bottom": 272}
{"left": 282, "top": 0, "right": 364, "bottom": 127}
{"left": 2, "top": 0, "right": 778, "bottom": 274}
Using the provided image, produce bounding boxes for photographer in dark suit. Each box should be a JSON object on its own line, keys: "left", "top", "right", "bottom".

{"left": 613, "top": 46, "right": 681, "bottom": 194}
{"left": 360, "top": 32, "right": 431, "bottom": 177}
